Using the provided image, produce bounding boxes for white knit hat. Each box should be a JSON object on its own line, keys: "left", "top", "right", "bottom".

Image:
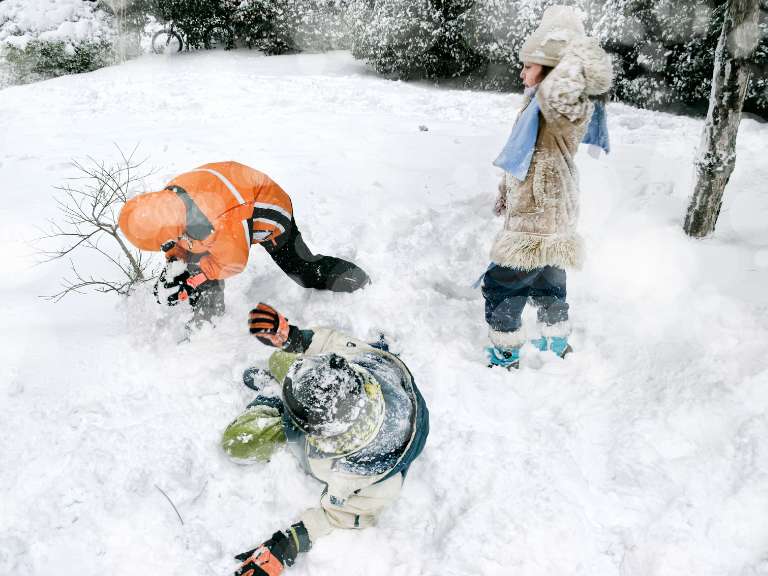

{"left": 519, "top": 5, "right": 586, "bottom": 67}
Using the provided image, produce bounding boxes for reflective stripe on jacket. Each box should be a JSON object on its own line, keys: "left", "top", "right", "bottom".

{"left": 166, "top": 161, "right": 293, "bottom": 279}
{"left": 119, "top": 161, "right": 293, "bottom": 280}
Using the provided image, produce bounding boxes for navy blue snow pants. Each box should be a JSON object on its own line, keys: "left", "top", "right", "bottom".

{"left": 482, "top": 265, "right": 569, "bottom": 335}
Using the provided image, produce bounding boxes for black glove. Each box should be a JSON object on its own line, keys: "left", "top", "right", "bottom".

{"left": 154, "top": 267, "right": 209, "bottom": 306}
{"left": 234, "top": 523, "right": 311, "bottom": 576}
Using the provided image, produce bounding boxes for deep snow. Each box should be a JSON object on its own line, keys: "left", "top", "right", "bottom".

{"left": 1, "top": 50, "right": 767, "bottom": 576}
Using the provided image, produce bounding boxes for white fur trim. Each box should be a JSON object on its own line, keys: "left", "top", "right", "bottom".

{"left": 565, "top": 36, "right": 614, "bottom": 96}
{"left": 490, "top": 231, "right": 584, "bottom": 271}
{"left": 540, "top": 321, "right": 571, "bottom": 338}
{"left": 489, "top": 328, "right": 526, "bottom": 349}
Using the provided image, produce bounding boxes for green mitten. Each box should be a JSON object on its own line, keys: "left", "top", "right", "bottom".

{"left": 268, "top": 350, "right": 299, "bottom": 384}
{"left": 221, "top": 405, "right": 286, "bottom": 463}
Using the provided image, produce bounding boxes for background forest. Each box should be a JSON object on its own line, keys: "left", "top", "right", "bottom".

{"left": 1, "top": 0, "right": 767, "bottom": 117}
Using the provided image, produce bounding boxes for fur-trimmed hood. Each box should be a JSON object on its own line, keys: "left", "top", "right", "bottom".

{"left": 567, "top": 36, "right": 613, "bottom": 96}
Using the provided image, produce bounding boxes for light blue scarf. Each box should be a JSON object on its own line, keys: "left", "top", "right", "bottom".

{"left": 584, "top": 99, "right": 610, "bottom": 154}
{"left": 493, "top": 91, "right": 610, "bottom": 180}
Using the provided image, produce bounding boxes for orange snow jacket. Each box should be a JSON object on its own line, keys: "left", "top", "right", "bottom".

{"left": 119, "top": 161, "right": 293, "bottom": 280}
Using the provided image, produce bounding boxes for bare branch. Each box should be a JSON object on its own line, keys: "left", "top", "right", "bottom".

{"left": 38, "top": 148, "right": 158, "bottom": 301}
{"left": 38, "top": 228, "right": 101, "bottom": 262}
{"left": 43, "top": 260, "right": 131, "bottom": 302}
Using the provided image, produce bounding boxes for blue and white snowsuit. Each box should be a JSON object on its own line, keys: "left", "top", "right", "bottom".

{"left": 251, "top": 328, "right": 429, "bottom": 543}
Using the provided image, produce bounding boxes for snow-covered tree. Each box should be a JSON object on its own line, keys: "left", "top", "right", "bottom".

{"left": 589, "top": 0, "right": 717, "bottom": 111}
{"left": 348, "top": 0, "right": 483, "bottom": 79}
{"left": 99, "top": 0, "right": 151, "bottom": 60}
{"left": 746, "top": 2, "right": 768, "bottom": 114}
{"left": 294, "top": 0, "right": 351, "bottom": 52}
{"left": 0, "top": 0, "right": 116, "bottom": 85}
{"left": 233, "top": 0, "right": 299, "bottom": 53}
{"left": 149, "top": 0, "right": 225, "bottom": 49}
{"left": 462, "top": 0, "right": 580, "bottom": 88}
{"left": 684, "top": 0, "right": 761, "bottom": 237}
{"left": 588, "top": 0, "right": 767, "bottom": 115}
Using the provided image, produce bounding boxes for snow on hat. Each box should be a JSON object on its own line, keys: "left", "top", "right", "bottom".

{"left": 519, "top": 5, "right": 586, "bottom": 67}
{"left": 283, "top": 353, "right": 384, "bottom": 455}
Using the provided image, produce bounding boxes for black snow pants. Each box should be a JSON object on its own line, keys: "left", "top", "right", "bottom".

{"left": 263, "top": 218, "right": 370, "bottom": 293}
{"left": 482, "top": 264, "right": 568, "bottom": 335}
{"left": 190, "top": 218, "right": 369, "bottom": 323}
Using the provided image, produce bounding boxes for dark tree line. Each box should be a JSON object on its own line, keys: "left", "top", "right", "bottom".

{"left": 3, "top": 0, "right": 767, "bottom": 117}
{"left": 349, "top": 0, "right": 768, "bottom": 117}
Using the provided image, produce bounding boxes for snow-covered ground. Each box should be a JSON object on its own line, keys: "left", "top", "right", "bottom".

{"left": 1, "top": 51, "right": 767, "bottom": 576}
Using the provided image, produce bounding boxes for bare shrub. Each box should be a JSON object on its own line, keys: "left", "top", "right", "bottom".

{"left": 40, "top": 146, "right": 157, "bottom": 301}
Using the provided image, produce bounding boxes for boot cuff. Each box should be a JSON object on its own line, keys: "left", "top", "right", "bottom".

{"left": 540, "top": 321, "right": 571, "bottom": 338}
{"left": 489, "top": 328, "right": 527, "bottom": 348}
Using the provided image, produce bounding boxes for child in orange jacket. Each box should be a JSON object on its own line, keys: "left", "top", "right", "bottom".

{"left": 119, "top": 161, "right": 369, "bottom": 321}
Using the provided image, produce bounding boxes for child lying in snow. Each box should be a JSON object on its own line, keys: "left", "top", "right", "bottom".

{"left": 483, "top": 5, "right": 613, "bottom": 369}
{"left": 221, "top": 304, "right": 429, "bottom": 576}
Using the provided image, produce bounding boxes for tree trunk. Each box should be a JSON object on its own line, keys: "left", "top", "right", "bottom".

{"left": 683, "top": 0, "right": 760, "bottom": 238}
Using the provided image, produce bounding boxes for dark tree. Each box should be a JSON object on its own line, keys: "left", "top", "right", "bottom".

{"left": 684, "top": 0, "right": 760, "bottom": 237}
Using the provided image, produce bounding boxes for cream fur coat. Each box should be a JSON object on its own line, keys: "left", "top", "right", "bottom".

{"left": 491, "top": 37, "right": 613, "bottom": 271}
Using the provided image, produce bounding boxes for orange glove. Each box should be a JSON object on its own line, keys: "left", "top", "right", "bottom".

{"left": 234, "top": 524, "right": 310, "bottom": 576}
{"left": 248, "top": 303, "right": 290, "bottom": 348}
{"left": 234, "top": 542, "right": 285, "bottom": 576}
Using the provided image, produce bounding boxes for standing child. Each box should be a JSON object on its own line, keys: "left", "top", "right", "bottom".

{"left": 484, "top": 6, "right": 613, "bottom": 368}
